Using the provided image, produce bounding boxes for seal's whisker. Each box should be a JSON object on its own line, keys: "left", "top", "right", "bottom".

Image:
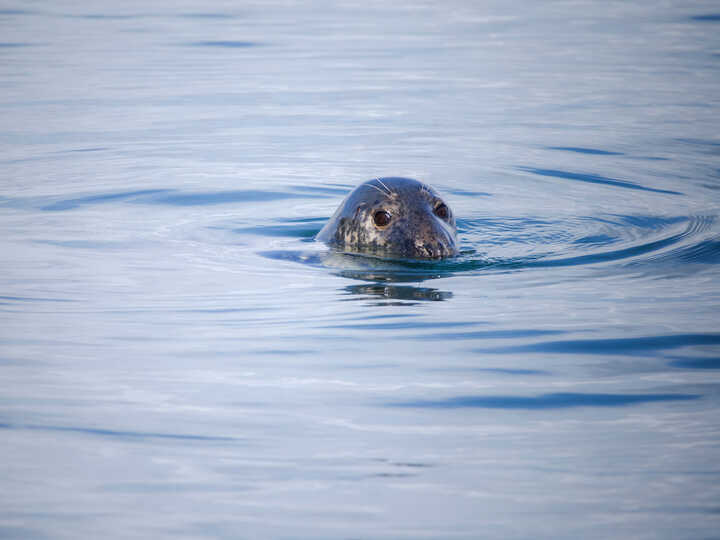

{"left": 367, "top": 183, "right": 389, "bottom": 196}
{"left": 374, "top": 178, "right": 393, "bottom": 196}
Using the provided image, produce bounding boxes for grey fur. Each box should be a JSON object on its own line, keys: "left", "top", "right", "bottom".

{"left": 316, "top": 177, "right": 458, "bottom": 259}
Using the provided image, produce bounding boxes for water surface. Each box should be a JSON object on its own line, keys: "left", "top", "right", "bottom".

{"left": 1, "top": 1, "right": 719, "bottom": 538}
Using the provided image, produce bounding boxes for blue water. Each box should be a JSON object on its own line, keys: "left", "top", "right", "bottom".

{"left": 1, "top": 2, "right": 720, "bottom": 538}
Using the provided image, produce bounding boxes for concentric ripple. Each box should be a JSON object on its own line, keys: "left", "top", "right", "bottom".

{"left": 258, "top": 210, "right": 719, "bottom": 282}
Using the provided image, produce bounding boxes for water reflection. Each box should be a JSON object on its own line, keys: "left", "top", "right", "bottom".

{"left": 343, "top": 283, "right": 452, "bottom": 302}
{"left": 335, "top": 269, "right": 448, "bottom": 283}
{"left": 260, "top": 250, "right": 463, "bottom": 284}
{"left": 261, "top": 249, "right": 455, "bottom": 299}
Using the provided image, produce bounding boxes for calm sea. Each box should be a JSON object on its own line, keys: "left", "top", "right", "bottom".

{"left": 1, "top": 1, "right": 719, "bottom": 538}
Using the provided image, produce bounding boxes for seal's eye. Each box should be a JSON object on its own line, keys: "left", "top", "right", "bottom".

{"left": 373, "top": 210, "right": 392, "bottom": 227}
{"left": 434, "top": 202, "right": 449, "bottom": 220}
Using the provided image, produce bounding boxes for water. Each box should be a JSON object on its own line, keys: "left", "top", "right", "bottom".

{"left": 1, "top": 1, "right": 719, "bottom": 538}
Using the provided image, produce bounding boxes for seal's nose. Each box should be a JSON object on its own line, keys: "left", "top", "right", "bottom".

{"left": 413, "top": 219, "right": 458, "bottom": 259}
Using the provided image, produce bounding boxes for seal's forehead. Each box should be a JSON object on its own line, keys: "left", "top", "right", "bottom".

{"left": 336, "top": 178, "right": 442, "bottom": 216}
{"left": 359, "top": 177, "right": 438, "bottom": 199}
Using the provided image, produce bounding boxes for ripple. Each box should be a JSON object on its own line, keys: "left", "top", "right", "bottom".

{"left": 427, "top": 367, "right": 551, "bottom": 375}
{"left": 669, "top": 357, "right": 720, "bottom": 370}
{"left": 389, "top": 392, "right": 701, "bottom": 409}
{"left": 572, "top": 234, "right": 615, "bottom": 245}
{"left": 233, "top": 219, "right": 323, "bottom": 239}
{"left": 67, "top": 14, "right": 141, "bottom": 20}
{"left": 415, "top": 329, "right": 565, "bottom": 340}
{"left": 261, "top": 207, "right": 719, "bottom": 284}
{"left": 39, "top": 189, "right": 173, "bottom": 211}
{"left": 446, "top": 188, "right": 492, "bottom": 197}
{"left": 321, "top": 320, "right": 474, "bottom": 330}
{"left": 645, "top": 237, "right": 720, "bottom": 265}
{"left": 475, "top": 333, "right": 720, "bottom": 355}
{"left": 691, "top": 14, "right": 720, "bottom": 22}
{"left": 140, "top": 190, "right": 322, "bottom": 206}
{"left": 0, "top": 423, "right": 239, "bottom": 442}
{"left": 0, "top": 295, "right": 74, "bottom": 303}
{"left": 187, "top": 41, "right": 258, "bottom": 48}
{"left": 24, "top": 188, "right": 326, "bottom": 211}
{"left": 518, "top": 167, "right": 682, "bottom": 195}
{"left": 463, "top": 214, "right": 716, "bottom": 271}
{"left": 180, "top": 13, "right": 238, "bottom": 20}
{"left": 547, "top": 146, "right": 623, "bottom": 156}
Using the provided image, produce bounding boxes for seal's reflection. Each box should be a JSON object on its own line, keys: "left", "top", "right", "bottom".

{"left": 259, "top": 250, "right": 454, "bottom": 301}
{"left": 344, "top": 283, "right": 452, "bottom": 302}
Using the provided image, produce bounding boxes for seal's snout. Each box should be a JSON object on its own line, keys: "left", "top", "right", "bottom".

{"left": 414, "top": 224, "right": 458, "bottom": 259}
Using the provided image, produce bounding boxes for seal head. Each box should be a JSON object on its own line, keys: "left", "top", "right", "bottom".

{"left": 316, "top": 177, "right": 458, "bottom": 259}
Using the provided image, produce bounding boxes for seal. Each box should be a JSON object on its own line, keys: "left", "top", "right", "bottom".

{"left": 316, "top": 177, "right": 458, "bottom": 259}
